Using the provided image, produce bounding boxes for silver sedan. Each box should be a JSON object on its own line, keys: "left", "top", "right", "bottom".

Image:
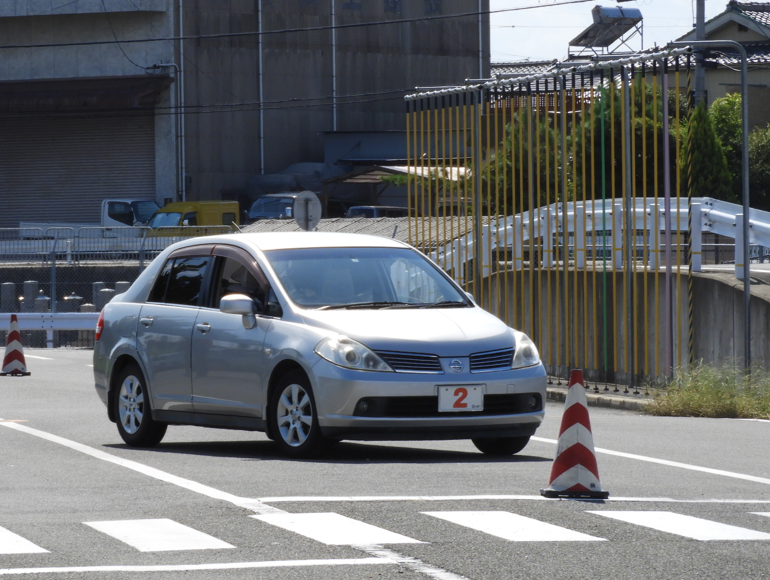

{"left": 93, "top": 232, "right": 547, "bottom": 457}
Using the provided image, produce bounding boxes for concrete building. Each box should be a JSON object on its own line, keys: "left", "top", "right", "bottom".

{"left": 0, "top": 0, "right": 489, "bottom": 227}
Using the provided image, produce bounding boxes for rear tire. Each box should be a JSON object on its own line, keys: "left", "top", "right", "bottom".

{"left": 269, "top": 370, "right": 325, "bottom": 458}
{"left": 113, "top": 363, "right": 167, "bottom": 448}
{"left": 472, "top": 436, "right": 530, "bottom": 456}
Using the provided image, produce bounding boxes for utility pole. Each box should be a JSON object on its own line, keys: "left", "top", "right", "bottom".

{"left": 694, "top": 0, "right": 706, "bottom": 105}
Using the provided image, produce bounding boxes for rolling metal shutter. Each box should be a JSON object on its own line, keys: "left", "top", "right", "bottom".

{"left": 0, "top": 114, "right": 156, "bottom": 228}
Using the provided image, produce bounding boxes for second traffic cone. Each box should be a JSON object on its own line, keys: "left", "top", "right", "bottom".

{"left": 1, "top": 315, "right": 31, "bottom": 377}
{"left": 540, "top": 369, "right": 608, "bottom": 499}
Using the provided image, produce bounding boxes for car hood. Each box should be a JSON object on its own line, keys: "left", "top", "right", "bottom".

{"left": 300, "top": 307, "right": 515, "bottom": 356}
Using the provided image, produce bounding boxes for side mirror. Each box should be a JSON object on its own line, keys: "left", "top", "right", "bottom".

{"left": 220, "top": 293, "right": 258, "bottom": 329}
{"left": 465, "top": 292, "right": 475, "bottom": 304}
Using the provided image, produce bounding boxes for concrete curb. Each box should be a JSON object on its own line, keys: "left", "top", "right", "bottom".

{"left": 546, "top": 386, "right": 652, "bottom": 412}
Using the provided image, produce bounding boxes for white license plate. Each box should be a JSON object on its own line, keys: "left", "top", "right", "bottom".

{"left": 438, "top": 385, "right": 484, "bottom": 412}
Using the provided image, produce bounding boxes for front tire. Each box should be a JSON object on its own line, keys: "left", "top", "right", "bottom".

{"left": 113, "top": 363, "right": 167, "bottom": 448}
{"left": 472, "top": 436, "right": 530, "bottom": 456}
{"left": 269, "top": 370, "right": 325, "bottom": 458}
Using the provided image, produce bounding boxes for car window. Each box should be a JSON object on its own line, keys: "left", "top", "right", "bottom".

{"left": 107, "top": 202, "right": 133, "bottom": 226}
{"left": 265, "top": 247, "right": 467, "bottom": 309}
{"left": 213, "top": 257, "right": 265, "bottom": 307}
{"left": 148, "top": 256, "right": 211, "bottom": 306}
{"left": 183, "top": 212, "right": 198, "bottom": 226}
{"left": 131, "top": 200, "right": 160, "bottom": 223}
{"left": 148, "top": 212, "right": 182, "bottom": 228}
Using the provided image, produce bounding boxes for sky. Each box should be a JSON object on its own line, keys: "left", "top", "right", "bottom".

{"left": 489, "top": 0, "right": 726, "bottom": 63}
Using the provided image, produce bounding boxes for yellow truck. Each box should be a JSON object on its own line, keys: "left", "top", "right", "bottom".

{"left": 146, "top": 201, "right": 240, "bottom": 235}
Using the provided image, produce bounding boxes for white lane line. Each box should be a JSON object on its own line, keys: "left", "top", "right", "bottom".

{"left": 252, "top": 513, "right": 422, "bottom": 545}
{"left": 84, "top": 519, "right": 235, "bottom": 552}
{"left": 0, "top": 419, "right": 281, "bottom": 515}
{"left": 0, "top": 527, "right": 48, "bottom": 555}
{"left": 362, "top": 547, "right": 471, "bottom": 580}
{"left": 0, "top": 558, "right": 392, "bottom": 576}
{"left": 752, "top": 512, "right": 770, "bottom": 518}
{"left": 258, "top": 495, "right": 770, "bottom": 504}
{"left": 532, "top": 436, "right": 770, "bottom": 486}
{"left": 23, "top": 355, "right": 52, "bottom": 361}
{"left": 588, "top": 511, "right": 770, "bottom": 541}
{"left": 0, "top": 421, "right": 464, "bottom": 580}
{"left": 423, "top": 511, "right": 605, "bottom": 542}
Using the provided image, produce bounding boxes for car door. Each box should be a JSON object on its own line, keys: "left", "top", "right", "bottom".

{"left": 190, "top": 245, "right": 270, "bottom": 417}
{"left": 137, "top": 245, "right": 214, "bottom": 413}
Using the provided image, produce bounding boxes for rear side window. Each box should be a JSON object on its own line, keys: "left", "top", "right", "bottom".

{"left": 148, "top": 256, "right": 211, "bottom": 306}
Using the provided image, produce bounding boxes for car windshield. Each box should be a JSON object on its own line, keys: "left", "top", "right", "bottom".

{"left": 265, "top": 247, "right": 469, "bottom": 309}
{"left": 132, "top": 200, "right": 161, "bottom": 223}
{"left": 147, "top": 212, "right": 182, "bottom": 228}
{"left": 249, "top": 197, "right": 295, "bottom": 218}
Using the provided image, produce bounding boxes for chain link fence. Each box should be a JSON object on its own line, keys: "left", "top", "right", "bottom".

{"left": 0, "top": 226, "right": 231, "bottom": 348}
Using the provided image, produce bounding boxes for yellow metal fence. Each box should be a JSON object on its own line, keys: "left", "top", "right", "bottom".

{"left": 406, "top": 49, "right": 697, "bottom": 389}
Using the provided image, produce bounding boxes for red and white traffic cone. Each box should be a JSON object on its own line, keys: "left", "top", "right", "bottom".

{"left": 1, "top": 315, "right": 31, "bottom": 377}
{"left": 540, "top": 369, "right": 608, "bottom": 499}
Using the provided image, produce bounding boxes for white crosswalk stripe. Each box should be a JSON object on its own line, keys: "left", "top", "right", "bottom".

{"left": 3, "top": 508, "right": 770, "bottom": 562}
{"left": 251, "top": 512, "right": 423, "bottom": 545}
{"left": 423, "top": 511, "right": 606, "bottom": 542}
{"left": 588, "top": 511, "right": 770, "bottom": 541}
{"left": 0, "top": 526, "right": 48, "bottom": 555}
{"left": 83, "top": 519, "right": 236, "bottom": 552}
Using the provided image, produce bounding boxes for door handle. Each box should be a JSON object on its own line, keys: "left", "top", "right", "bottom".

{"left": 140, "top": 317, "right": 153, "bottom": 327}
{"left": 195, "top": 323, "right": 211, "bottom": 334}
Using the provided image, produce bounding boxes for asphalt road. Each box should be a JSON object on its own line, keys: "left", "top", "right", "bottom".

{"left": 1, "top": 348, "right": 769, "bottom": 579}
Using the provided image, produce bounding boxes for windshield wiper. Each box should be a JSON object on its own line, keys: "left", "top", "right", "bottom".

{"left": 421, "top": 301, "right": 470, "bottom": 309}
{"left": 317, "top": 301, "right": 411, "bottom": 311}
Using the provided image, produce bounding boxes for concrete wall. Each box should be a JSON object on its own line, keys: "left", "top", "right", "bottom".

{"left": 182, "top": 0, "right": 490, "bottom": 198}
{"left": 484, "top": 268, "right": 768, "bottom": 384}
{"left": 0, "top": 6, "right": 177, "bottom": 202}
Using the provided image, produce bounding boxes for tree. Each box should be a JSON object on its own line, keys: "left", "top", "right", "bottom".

{"left": 709, "top": 93, "right": 742, "bottom": 200}
{"left": 682, "top": 102, "right": 733, "bottom": 202}
{"left": 749, "top": 125, "right": 770, "bottom": 212}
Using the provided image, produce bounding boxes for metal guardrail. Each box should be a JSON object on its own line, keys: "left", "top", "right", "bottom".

{"left": 0, "top": 312, "right": 100, "bottom": 349}
{"left": 0, "top": 226, "right": 233, "bottom": 265}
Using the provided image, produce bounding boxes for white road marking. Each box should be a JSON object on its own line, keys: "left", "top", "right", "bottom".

{"left": 0, "top": 421, "right": 461, "bottom": 579}
{"left": 0, "top": 419, "right": 281, "bottom": 515}
{"left": 362, "top": 546, "right": 471, "bottom": 580}
{"left": 84, "top": 519, "right": 235, "bottom": 552}
{"left": 22, "top": 355, "right": 52, "bottom": 361}
{"left": 252, "top": 513, "right": 422, "bottom": 545}
{"left": 423, "top": 511, "right": 605, "bottom": 542}
{"left": 258, "top": 494, "right": 770, "bottom": 504}
{"left": 0, "top": 558, "right": 392, "bottom": 576}
{"left": 532, "top": 436, "right": 770, "bottom": 486}
{"left": 751, "top": 512, "right": 770, "bottom": 518}
{"left": 0, "top": 527, "right": 48, "bottom": 555}
{"left": 588, "top": 511, "right": 770, "bottom": 541}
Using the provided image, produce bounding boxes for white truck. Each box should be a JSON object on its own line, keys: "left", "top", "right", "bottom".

{"left": 19, "top": 199, "right": 161, "bottom": 238}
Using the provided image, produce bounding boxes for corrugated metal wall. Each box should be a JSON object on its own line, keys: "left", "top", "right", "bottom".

{"left": 0, "top": 114, "right": 156, "bottom": 227}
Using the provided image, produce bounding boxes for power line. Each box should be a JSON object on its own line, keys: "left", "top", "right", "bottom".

{"left": 0, "top": 0, "right": 595, "bottom": 51}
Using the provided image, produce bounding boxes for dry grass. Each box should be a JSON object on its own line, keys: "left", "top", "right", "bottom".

{"left": 645, "top": 363, "right": 770, "bottom": 419}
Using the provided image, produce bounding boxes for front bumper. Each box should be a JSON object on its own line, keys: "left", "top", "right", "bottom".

{"left": 309, "top": 358, "right": 547, "bottom": 441}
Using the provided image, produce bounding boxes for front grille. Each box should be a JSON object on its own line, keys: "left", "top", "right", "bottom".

{"left": 470, "top": 348, "right": 514, "bottom": 372}
{"left": 354, "top": 393, "right": 542, "bottom": 418}
{"left": 375, "top": 351, "right": 443, "bottom": 373}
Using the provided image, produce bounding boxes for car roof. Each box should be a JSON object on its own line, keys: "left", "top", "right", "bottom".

{"left": 173, "top": 231, "right": 410, "bottom": 252}
{"left": 259, "top": 193, "right": 299, "bottom": 198}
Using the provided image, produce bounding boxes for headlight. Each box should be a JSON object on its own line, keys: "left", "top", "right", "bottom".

{"left": 315, "top": 336, "right": 393, "bottom": 372}
{"left": 512, "top": 333, "right": 540, "bottom": 369}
